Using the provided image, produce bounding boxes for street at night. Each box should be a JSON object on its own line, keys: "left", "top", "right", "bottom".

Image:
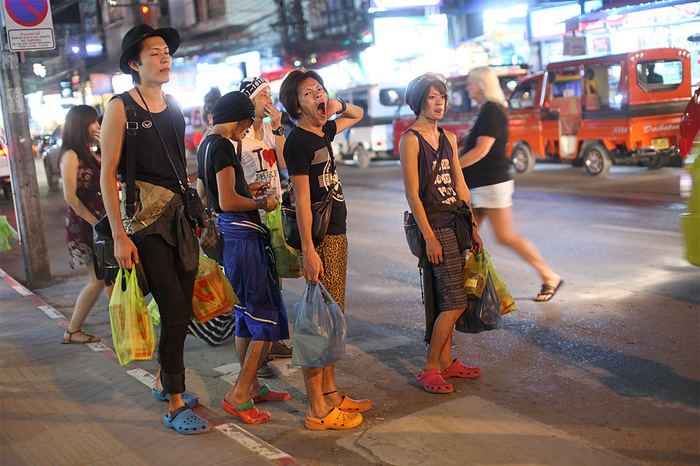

{"left": 1, "top": 161, "right": 697, "bottom": 464}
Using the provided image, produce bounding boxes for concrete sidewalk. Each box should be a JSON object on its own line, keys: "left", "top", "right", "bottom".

{"left": 0, "top": 268, "right": 303, "bottom": 466}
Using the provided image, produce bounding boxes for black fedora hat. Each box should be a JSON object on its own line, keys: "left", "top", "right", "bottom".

{"left": 119, "top": 24, "right": 180, "bottom": 74}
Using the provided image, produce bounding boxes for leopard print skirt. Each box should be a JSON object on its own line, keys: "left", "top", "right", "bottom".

{"left": 297, "top": 234, "right": 348, "bottom": 312}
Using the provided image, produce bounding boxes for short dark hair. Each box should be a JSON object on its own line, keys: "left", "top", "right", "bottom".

{"left": 279, "top": 69, "right": 328, "bottom": 121}
{"left": 127, "top": 46, "right": 143, "bottom": 85}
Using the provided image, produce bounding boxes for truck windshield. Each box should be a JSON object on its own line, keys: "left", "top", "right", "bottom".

{"left": 509, "top": 82, "right": 538, "bottom": 109}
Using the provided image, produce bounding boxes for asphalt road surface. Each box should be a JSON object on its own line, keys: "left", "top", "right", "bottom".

{"left": 1, "top": 160, "right": 697, "bottom": 465}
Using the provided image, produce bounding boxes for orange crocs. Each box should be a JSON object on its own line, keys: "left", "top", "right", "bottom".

{"left": 337, "top": 395, "right": 372, "bottom": 413}
{"left": 221, "top": 398, "right": 270, "bottom": 424}
{"left": 305, "top": 407, "right": 363, "bottom": 431}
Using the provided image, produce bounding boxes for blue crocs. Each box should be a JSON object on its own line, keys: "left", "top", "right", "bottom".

{"left": 163, "top": 406, "right": 210, "bottom": 435}
{"left": 152, "top": 388, "right": 199, "bottom": 408}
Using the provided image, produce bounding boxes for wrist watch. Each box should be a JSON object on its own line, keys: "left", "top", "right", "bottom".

{"left": 335, "top": 98, "right": 347, "bottom": 115}
{"left": 272, "top": 126, "right": 284, "bottom": 136}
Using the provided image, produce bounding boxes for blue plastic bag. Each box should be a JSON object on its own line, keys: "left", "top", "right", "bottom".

{"left": 291, "top": 282, "right": 346, "bottom": 368}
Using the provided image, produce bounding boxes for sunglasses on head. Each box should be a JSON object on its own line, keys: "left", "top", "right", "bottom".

{"left": 417, "top": 72, "right": 447, "bottom": 85}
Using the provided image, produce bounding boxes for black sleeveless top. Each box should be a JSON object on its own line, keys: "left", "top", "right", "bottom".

{"left": 407, "top": 128, "right": 458, "bottom": 230}
{"left": 115, "top": 92, "right": 188, "bottom": 194}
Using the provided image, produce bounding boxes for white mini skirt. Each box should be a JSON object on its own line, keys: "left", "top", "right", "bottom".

{"left": 469, "top": 179, "right": 514, "bottom": 209}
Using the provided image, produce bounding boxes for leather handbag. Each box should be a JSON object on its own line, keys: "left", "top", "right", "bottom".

{"left": 281, "top": 183, "right": 335, "bottom": 251}
{"left": 93, "top": 215, "right": 119, "bottom": 286}
{"left": 199, "top": 140, "right": 223, "bottom": 264}
{"left": 403, "top": 128, "right": 446, "bottom": 258}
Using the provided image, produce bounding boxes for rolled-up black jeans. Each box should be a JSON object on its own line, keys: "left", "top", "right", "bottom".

{"left": 137, "top": 234, "right": 196, "bottom": 394}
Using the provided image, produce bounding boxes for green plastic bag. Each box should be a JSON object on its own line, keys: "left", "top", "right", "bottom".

{"left": 463, "top": 249, "right": 490, "bottom": 299}
{"left": 147, "top": 298, "right": 161, "bottom": 326}
{"left": 265, "top": 201, "right": 302, "bottom": 279}
{"left": 0, "top": 215, "right": 19, "bottom": 252}
{"left": 488, "top": 260, "right": 516, "bottom": 315}
{"left": 109, "top": 266, "right": 156, "bottom": 365}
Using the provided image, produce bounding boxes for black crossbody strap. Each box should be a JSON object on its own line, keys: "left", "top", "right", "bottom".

{"left": 202, "top": 138, "right": 214, "bottom": 212}
{"left": 413, "top": 127, "right": 446, "bottom": 200}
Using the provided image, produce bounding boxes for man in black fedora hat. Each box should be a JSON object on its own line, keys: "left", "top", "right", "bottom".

{"left": 100, "top": 24, "right": 210, "bottom": 435}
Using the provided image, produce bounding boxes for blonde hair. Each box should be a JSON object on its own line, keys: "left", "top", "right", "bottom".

{"left": 468, "top": 66, "right": 506, "bottom": 106}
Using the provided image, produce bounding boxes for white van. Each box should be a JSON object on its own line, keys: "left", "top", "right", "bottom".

{"left": 334, "top": 83, "right": 414, "bottom": 168}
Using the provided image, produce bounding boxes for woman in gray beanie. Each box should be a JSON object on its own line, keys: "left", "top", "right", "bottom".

{"left": 197, "top": 91, "right": 291, "bottom": 425}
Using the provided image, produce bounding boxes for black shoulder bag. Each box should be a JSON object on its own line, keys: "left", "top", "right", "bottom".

{"left": 403, "top": 128, "right": 446, "bottom": 258}
{"left": 93, "top": 95, "right": 137, "bottom": 286}
{"left": 199, "top": 139, "right": 224, "bottom": 264}
{"left": 280, "top": 134, "right": 336, "bottom": 250}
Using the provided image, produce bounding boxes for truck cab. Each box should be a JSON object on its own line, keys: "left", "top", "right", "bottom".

{"left": 508, "top": 48, "right": 692, "bottom": 175}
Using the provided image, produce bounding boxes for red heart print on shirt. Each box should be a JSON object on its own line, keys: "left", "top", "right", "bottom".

{"left": 262, "top": 148, "right": 277, "bottom": 167}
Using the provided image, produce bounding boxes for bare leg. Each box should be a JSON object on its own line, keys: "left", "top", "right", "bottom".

{"left": 234, "top": 337, "right": 271, "bottom": 396}
{"left": 479, "top": 207, "right": 560, "bottom": 287}
{"left": 64, "top": 262, "right": 109, "bottom": 342}
{"left": 303, "top": 366, "right": 335, "bottom": 418}
{"left": 424, "top": 308, "right": 462, "bottom": 372}
{"left": 225, "top": 339, "right": 269, "bottom": 407}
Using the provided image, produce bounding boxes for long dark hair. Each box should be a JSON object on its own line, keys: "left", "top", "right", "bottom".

{"left": 279, "top": 69, "right": 328, "bottom": 121}
{"left": 60, "top": 105, "right": 98, "bottom": 166}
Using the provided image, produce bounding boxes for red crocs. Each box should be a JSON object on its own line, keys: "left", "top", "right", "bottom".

{"left": 440, "top": 358, "right": 482, "bottom": 379}
{"left": 251, "top": 384, "right": 291, "bottom": 403}
{"left": 416, "top": 369, "right": 454, "bottom": 394}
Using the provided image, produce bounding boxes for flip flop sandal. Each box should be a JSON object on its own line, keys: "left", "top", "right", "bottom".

{"left": 441, "top": 358, "right": 482, "bottom": 379}
{"left": 252, "top": 384, "right": 290, "bottom": 403}
{"left": 337, "top": 395, "right": 372, "bottom": 413}
{"left": 416, "top": 369, "right": 454, "bottom": 394}
{"left": 152, "top": 389, "right": 199, "bottom": 408}
{"left": 163, "top": 406, "right": 210, "bottom": 435}
{"left": 61, "top": 329, "right": 101, "bottom": 344}
{"left": 305, "top": 407, "right": 363, "bottom": 431}
{"left": 535, "top": 279, "right": 564, "bottom": 302}
{"left": 221, "top": 398, "right": 270, "bottom": 424}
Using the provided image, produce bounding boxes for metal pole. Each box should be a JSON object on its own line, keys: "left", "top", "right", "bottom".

{"left": 0, "top": 32, "right": 52, "bottom": 283}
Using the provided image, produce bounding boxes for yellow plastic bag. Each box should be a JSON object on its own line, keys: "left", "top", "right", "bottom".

{"left": 192, "top": 254, "right": 239, "bottom": 323}
{"left": 265, "top": 201, "right": 302, "bottom": 279}
{"left": 109, "top": 266, "right": 156, "bottom": 365}
{"left": 488, "top": 260, "right": 516, "bottom": 315}
{"left": 463, "top": 249, "right": 490, "bottom": 299}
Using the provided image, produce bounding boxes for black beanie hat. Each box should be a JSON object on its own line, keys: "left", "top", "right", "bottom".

{"left": 211, "top": 91, "right": 256, "bottom": 125}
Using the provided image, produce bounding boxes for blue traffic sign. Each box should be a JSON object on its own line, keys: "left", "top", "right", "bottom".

{"left": 5, "top": 0, "right": 48, "bottom": 27}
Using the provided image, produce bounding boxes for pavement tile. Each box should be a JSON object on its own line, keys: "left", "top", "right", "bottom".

{"left": 81, "top": 393, "right": 169, "bottom": 424}
{"left": 90, "top": 453, "right": 151, "bottom": 466}
{"left": 13, "top": 431, "right": 131, "bottom": 465}
{"left": 135, "top": 428, "right": 269, "bottom": 466}
{"left": 61, "top": 374, "right": 150, "bottom": 407}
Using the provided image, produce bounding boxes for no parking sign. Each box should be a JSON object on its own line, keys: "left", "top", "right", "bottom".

{"left": 1, "top": 0, "right": 55, "bottom": 51}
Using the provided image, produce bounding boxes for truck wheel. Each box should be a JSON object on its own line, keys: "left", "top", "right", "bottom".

{"left": 582, "top": 144, "right": 612, "bottom": 176}
{"left": 352, "top": 145, "right": 371, "bottom": 169}
{"left": 643, "top": 154, "right": 668, "bottom": 170}
{"left": 511, "top": 143, "right": 535, "bottom": 174}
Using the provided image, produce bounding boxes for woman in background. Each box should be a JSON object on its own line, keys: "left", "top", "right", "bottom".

{"left": 459, "top": 66, "right": 562, "bottom": 302}
{"left": 59, "top": 105, "right": 112, "bottom": 343}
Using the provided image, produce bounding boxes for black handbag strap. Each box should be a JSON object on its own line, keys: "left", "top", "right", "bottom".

{"left": 114, "top": 94, "right": 137, "bottom": 218}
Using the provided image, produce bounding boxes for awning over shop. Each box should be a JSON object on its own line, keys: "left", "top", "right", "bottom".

{"left": 576, "top": 0, "right": 698, "bottom": 22}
